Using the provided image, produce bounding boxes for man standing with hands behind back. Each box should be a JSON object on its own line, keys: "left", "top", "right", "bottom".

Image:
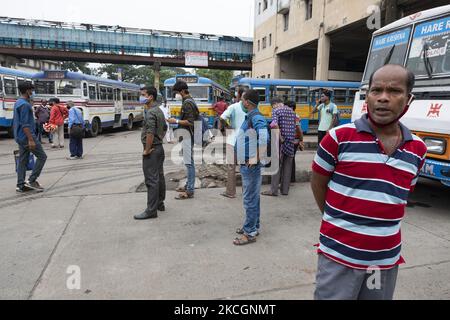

{"left": 311, "top": 64, "right": 427, "bottom": 300}
{"left": 134, "top": 86, "right": 168, "bottom": 220}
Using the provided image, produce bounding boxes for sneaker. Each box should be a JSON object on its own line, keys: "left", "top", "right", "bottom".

{"left": 157, "top": 203, "right": 165, "bottom": 212}
{"left": 76, "top": 156, "right": 83, "bottom": 159}
{"left": 16, "top": 185, "right": 34, "bottom": 193}
{"left": 26, "top": 180, "right": 44, "bottom": 191}
{"left": 67, "top": 156, "right": 78, "bottom": 160}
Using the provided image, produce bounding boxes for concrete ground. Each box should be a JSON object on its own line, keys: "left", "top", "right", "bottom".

{"left": 0, "top": 129, "right": 449, "bottom": 300}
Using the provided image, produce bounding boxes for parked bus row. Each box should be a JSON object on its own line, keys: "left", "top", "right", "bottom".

{"left": 1, "top": 68, "right": 142, "bottom": 138}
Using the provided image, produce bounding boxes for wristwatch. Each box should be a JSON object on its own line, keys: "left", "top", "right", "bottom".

{"left": 176, "top": 119, "right": 179, "bottom": 124}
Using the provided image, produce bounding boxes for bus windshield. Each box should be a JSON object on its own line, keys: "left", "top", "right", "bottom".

{"left": 363, "top": 27, "right": 412, "bottom": 82}
{"left": 166, "top": 86, "right": 209, "bottom": 101}
{"left": 407, "top": 15, "right": 450, "bottom": 78}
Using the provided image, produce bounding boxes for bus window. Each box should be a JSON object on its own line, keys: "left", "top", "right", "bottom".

{"left": 83, "top": 83, "right": 88, "bottom": 97}
{"left": 35, "top": 80, "right": 55, "bottom": 95}
{"left": 57, "top": 80, "right": 81, "bottom": 95}
{"left": 254, "top": 87, "right": 266, "bottom": 103}
{"left": 347, "top": 89, "right": 358, "bottom": 104}
{"left": 293, "top": 87, "right": 308, "bottom": 104}
{"left": 114, "top": 88, "right": 121, "bottom": 101}
{"left": 364, "top": 27, "right": 411, "bottom": 81}
{"left": 333, "top": 89, "right": 347, "bottom": 104}
{"left": 275, "top": 86, "right": 292, "bottom": 102}
{"left": 0, "top": 78, "right": 3, "bottom": 95}
{"left": 3, "top": 78, "right": 17, "bottom": 96}
{"left": 89, "top": 85, "right": 97, "bottom": 100}
{"left": 99, "top": 86, "right": 108, "bottom": 100}
{"left": 107, "top": 87, "right": 113, "bottom": 101}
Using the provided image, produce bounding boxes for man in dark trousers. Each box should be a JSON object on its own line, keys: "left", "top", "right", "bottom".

{"left": 14, "top": 82, "right": 47, "bottom": 193}
{"left": 168, "top": 80, "right": 198, "bottom": 200}
{"left": 134, "top": 86, "right": 168, "bottom": 220}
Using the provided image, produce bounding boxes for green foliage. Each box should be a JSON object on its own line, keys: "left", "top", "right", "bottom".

{"left": 195, "top": 69, "right": 234, "bottom": 89}
{"left": 60, "top": 61, "right": 92, "bottom": 75}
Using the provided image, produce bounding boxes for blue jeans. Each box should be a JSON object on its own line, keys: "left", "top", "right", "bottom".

{"left": 183, "top": 140, "right": 195, "bottom": 194}
{"left": 35, "top": 123, "right": 44, "bottom": 143}
{"left": 240, "top": 164, "right": 262, "bottom": 236}
{"left": 69, "top": 136, "right": 83, "bottom": 157}
{"left": 17, "top": 139, "right": 47, "bottom": 188}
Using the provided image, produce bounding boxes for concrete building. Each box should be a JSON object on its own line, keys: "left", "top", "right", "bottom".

{"left": 0, "top": 55, "right": 60, "bottom": 72}
{"left": 253, "top": 0, "right": 450, "bottom": 81}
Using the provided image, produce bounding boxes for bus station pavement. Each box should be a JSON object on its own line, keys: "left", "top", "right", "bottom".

{"left": 0, "top": 129, "right": 449, "bottom": 300}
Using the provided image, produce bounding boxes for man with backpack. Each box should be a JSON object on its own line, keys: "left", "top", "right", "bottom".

{"left": 168, "top": 80, "right": 199, "bottom": 200}
{"left": 233, "top": 90, "right": 269, "bottom": 246}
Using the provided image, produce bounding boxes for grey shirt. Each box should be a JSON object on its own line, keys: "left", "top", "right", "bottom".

{"left": 141, "top": 102, "right": 167, "bottom": 147}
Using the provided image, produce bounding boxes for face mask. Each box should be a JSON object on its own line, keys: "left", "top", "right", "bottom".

{"left": 241, "top": 101, "right": 248, "bottom": 113}
{"left": 139, "top": 96, "right": 149, "bottom": 104}
{"left": 174, "top": 94, "right": 182, "bottom": 101}
{"left": 29, "top": 91, "right": 36, "bottom": 100}
{"left": 366, "top": 94, "right": 415, "bottom": 128}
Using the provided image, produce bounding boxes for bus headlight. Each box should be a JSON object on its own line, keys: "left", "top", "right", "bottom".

{"left": 423, "top": 138, "right": 446, "bottom": 155}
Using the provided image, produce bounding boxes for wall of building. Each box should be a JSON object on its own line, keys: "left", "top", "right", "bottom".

{"left": 0, "top": 55, "right": 60, "bottom": 72}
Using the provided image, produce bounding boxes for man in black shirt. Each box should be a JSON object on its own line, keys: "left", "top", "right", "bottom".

{"left": 168, "top": 81, "right": 198, "bottom": 200}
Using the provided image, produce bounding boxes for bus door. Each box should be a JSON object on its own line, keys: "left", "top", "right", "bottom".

{"left": 113, "top": 88, "right": 122, "bottom": 128}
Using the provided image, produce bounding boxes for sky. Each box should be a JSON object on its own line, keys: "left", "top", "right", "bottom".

{"left": 1, "top": 0, "right": 255, "bottom": 38}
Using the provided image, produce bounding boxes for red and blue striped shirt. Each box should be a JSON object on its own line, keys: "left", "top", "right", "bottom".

{"left": 312, "top": 115, "right": 427, "bottom": 270}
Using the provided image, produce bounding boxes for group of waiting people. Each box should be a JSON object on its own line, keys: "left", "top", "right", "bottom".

{"left": 137, "top": 65, "right": 429, "bottom": 300}
{"left": 13, "top": 82, "right": 85, "bottom": 193}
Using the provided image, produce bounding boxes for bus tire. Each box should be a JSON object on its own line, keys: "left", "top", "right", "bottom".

{"left": 89, "top": 118, "right": 101, "bottom": 137}
{"left": 6, "top": 126, "right": 14, "bottom": 138}
{"left": 126, "top": 114, "right": 134, "bottom": 131}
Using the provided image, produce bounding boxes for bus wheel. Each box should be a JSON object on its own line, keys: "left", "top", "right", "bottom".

{"left": 6, "top": 127, "right": 14, "bottom": 138}
{"left": 127, "top": 115, "right": 134, "bottom": 131}
{"left": 89, "top": 118, "right": 101, "bottom": 137}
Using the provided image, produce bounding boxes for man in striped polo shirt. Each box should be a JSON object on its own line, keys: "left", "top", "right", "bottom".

{"left": 311, "top": 64, "right": 427, "bottom": 300}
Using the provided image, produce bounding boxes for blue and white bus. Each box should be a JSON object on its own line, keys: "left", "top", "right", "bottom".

{"left": 352, "top": 4, "right": 450, "bottom": 187}
{"left": 235, "top": 78, "right": 360, "bottom": 133}
{"left": 0, "top": 67, "right": 34, "bottom": 137}
{"left": 164, "top": 75, "right": 231, "bottom": 127}
{"left": 33, "top": 70, "right": 142, "bottom": 137}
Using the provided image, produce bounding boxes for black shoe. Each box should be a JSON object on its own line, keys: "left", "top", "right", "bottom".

{"left": 157, "top": 203, "right": 165, "bottom": 212}
{"left": 134, "top": 211, "right": 157, "bottom": 220}
{"left": 16, "top": 185, "right": 34, "bottom": 193}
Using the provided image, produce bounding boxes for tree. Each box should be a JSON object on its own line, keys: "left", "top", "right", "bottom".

{"left": 60, "top": 61, "right": 92, "bottom": 75}
{"left": 195, "top": 69, "right": 234, "bottom": 89}
{"left": 94, "top": 64, "right": 188, "bottom": 91}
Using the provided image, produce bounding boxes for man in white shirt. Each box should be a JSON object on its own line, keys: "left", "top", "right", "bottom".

{"left": 311, "top": 90, "right": 338, "bottom": 144}
{"left": 218, "top": 88, "right": 247, "bottom": 198}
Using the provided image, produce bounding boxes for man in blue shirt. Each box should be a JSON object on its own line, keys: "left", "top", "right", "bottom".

{"left": 67, "top": 101, "right": 85, "bottom": 160}
{"left": 234, "top": 90, "right": 268, "bottom": 245}
{"left": 13, "top": 82, "right": 47, "bottom": 193}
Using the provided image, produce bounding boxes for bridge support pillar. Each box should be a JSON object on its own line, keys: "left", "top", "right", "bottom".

{"left": 153, "top": 62, "right": 161, "bottom": 92}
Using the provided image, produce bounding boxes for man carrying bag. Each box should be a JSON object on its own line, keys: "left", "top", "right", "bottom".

{"left": 67, "top": 101, "right": 85, "bottom": 160}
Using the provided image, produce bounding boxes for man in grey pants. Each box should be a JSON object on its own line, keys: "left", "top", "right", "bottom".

{"left": 134, "top": 86, "right": 168, "bottom": 220}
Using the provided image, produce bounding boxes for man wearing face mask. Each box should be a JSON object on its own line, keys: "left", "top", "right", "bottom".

{"left": 13, "top": 82, "right": 48, "bottom": 193}
{"left": 167, "top": 81, "right": 198, "bottom": 200}
{"left": 134, "top": 86, "right": 168, "bottom": 220}
{"left": 310, "top": 64, "right": 427, "bottom": 300}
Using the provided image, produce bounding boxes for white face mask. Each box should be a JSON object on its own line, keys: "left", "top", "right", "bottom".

{"left": 175, "top": 94, "right": 182, "bottom": 101}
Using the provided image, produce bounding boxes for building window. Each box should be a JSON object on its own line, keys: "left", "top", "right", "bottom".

{"left": 268, "top": 74, "right": 271, "bottom": 79}
{"left": 263, "top": 0, "right": 268, "bottom": 10}
{"left": 262, "top": 37, "right": 267, "bottom": 49}
{"left": 269, "top": 33, "right": 272, "bottom": 46}
{"left": 258, "top": 40, "right": 261, "bottom": 51}
{"left": 283, "top": 13, "right": 289, "bottom": 31}
{"left": 258, "top": 2, "right": 261, "bottom": 14}
{"left": 306, "top": 0, "right": 313, "bottom": 20}
{"left": 270, "top": 0, "right": 273, "bottom": 6}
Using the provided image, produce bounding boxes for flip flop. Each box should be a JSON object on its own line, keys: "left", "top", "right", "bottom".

{"left": 221, "top": 192, "right": 236, "bottom": 199}
{"left": 233, "top": 234, "right": 257, "bottom": 246}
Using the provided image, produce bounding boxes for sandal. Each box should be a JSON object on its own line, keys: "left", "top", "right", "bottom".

{"left": 233, "top": 234, "right": 257, "bottom": 246}
{"left": 175, "top": 186, "right": 186, "bottom": 193}
{"left": 236, "top": 228, "right": 259, "bottom": 236}
{"left": 261, "top": 190, "right": 278, "bottom": 196}
{"left": 175, "top": 191, "right": 194, "bottom": 200}
{"left": 221, "top": 192, "right": 236, "bottom": 199}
